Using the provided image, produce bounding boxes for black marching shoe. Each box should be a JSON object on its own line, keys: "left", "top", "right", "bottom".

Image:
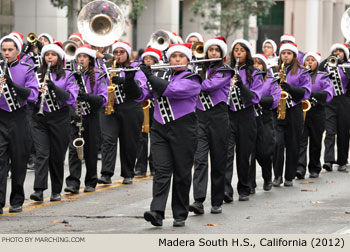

{"left": 309, "top": 172, "right": 319, "bottom": 178}
{"left": 98, "top": 175, "right": 112, "bottom": 184}
{"left": 84, "top": 186, "right": 95, "bottom": 193}
{"left": 27, "top": 162, "right": 35, "bottom": 170}
{"left": 30, "top": 190, "right": 43, "bottom": 202}
{"left": 323, "top": 162, "right": 333, "bottom": 172}
{"left": 50, "top": 193, "right": 61, "bottom": 202}
{"left": 9, "top": 205, "right": 22, "bottom": 213}
{"left": 338, "top": 165, "right": 348, "bottom": 172}
{"left": 122, "top": 177, "right": 133, "bottom": 184}
{"left": 64, "top": 186, "right": 79, "bottom": 194}
{"left": 250, "top": 188, "right": 256, "bottom": 195}
{"left": 144, "top": 211, "right": 163, "bottom": 226}
{"left": 238, "top": 194, "right": 249, "bottom": 201}
{"left": 284, "top": 180, "right": 293, "bottom": 187}
{"left": 173, "top": 219, "right": 186, "bottom": 227}
{"left": 263, "top": 181, "right": 273, "bottom": 191}
{"left": 189, "top": 201, "right": 204, "bottom": 215}
{"left": 295, "top": 170, "right": 305, "bottom": 179}
{"left": 134, "top": 170, "right": 147, "bottom": 177}
{"left": 272, "top": 176, "right": 283, "bottom": 187}
{"left": 210, "top": 206, "right": 222, "bottom": 214}
{"left": 223, "top": 192, "right": 233, "bottom": 203}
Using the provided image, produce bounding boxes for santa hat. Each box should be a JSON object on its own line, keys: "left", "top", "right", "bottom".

{"left": 176, "top": 35, "right": 184, "bottom": 44}
{"left": 141, "top": 47, "right": 162, "bottom": 62}
{"left": 168, "top": 32, "right": 179, "bottom": 44}
{"left": 75, "top": 45, "right": 96, "bottom": 59}
{"left": 279, "top": 42, "right": 299, "bottom": 57}
{"left": 303, "top": 51, "right": 321, "bottom": 65}
{"left": 112, "top": 41, "right": 131, "bottom": 56}
{"left": 231, "top": 39, "right": 253, "bottom": 54}
{"left": 253, "top": 54, "right": 269, "bottom": 68}
{"left": 185, "top": 32, "right": 204, "bottom": 43}
{"left": 10, "top": 31, "right": 24, "bottom": 44}
{"left": 166, "top": 43, "right": 192, "bottom": 60}
{"left": 38, "top": 33, "right": 54, "bottom": 44}
{"left": 330, "top": 43, "right": 349, "bottom": 59}
{"left": 0, "top": 35, "right": 22, "bottom": 55}
{"left": 262, "top": 39, "right": 277, "bottom": 54}
{"left": 69, "top": 33, "right": 84, "bottom": 45}
{"left": 204, "top": 36, "right": 227, "bottom": 57}
{"left": 280, "top": 33, "right": 296, "bottom": 43}
{"left": 41, "top": 42, "right": 65, "bottom": 60}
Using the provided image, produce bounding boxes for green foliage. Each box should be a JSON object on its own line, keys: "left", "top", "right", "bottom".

{"left": 191, "top": 0, "right": 275, "bottom": 38}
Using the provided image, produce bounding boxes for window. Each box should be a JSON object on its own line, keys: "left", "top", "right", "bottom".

{"left": 0, "top": 0, "right": 13, "bottom": 15}
{"left": 0, "top": 0, "right": 14, "bottom": 37}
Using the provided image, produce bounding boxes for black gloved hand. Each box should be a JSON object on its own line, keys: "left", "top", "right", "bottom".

{"left": 125, "top": 68, "right": 136, "bottom": 82}
{"left": 36, "top": 40, "right": 43, "bottom": 52}
{"left": 280, "top": 82, "right": 291, "bottom": 92}
{"left": 4, "top": 75, "right": 13, "bottom": 86}
{"left": 22, "top": 42, "right": 34, "bottom": 54}
{"left": 259, "top": 96, "right": 274, "bottom": 109}
{"left": 112, "top": 76, "right": 125, "bottom": 85}
{"left": 46, "top": 80, "right": 55, "bottom": 89}
{"left": 77, "top": 92, "right": 89, "bottom": 102}
{"left": 235, "top": 74, "right": 243, "bottom": 87}
{"left": 139, "top": 64, "right": 153, "bottom": 79}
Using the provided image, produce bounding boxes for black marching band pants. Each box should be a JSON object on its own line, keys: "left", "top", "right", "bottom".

{"left": 0, "top": 107, "right": 30, "bottom": 208}
{"left": 273, "top": 103, "right": 304, "bottom": 181}
{"left": 225, "top": 106, "right": 257, "bottom": 197}
{"left": 150, "top": 113, "right": 198, "bottom": 221}
{"left": 249, "top": 110, "right": 275, "bottom": 188}
{"left": 192, "top": 102, "right": 229, "bottom": 207}
{"left": 66, "top": 111, "right": 100, "bottom": 189}
{"left": 323, "top": 95, "right": 350, "bottom": 166}
{"left": 100, "top": 100, "right": 143, "bottom": 179}
{"left": 32, "top": 106, "right": 70, "bottom": 194}
{"left": 297, "top": 105, "right": 325, "bottom": 176}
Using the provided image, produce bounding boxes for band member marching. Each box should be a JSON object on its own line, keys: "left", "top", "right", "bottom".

{"left": 280, "top": 34, "right": 304, "bottom": 64}
{"left": 262, "top": 39, "right": 278, "bottom": 68}
{"left": 98, "top": 41, "right": 144, "bottom": 185}
{"left": 64, "top": 45, "right": 108, "bottom": 194}
{"left": 0, "top": 35, "right": 38, "bottom": 214}
{"left": 296, "top": 52, "right": 333, "bottom": 179}
{"left": 249, "top": 54, "right": 281, "bottom": 193}
{"left": 125, "top": 43, "right": 201, "bottom": 227}
{"left": 225, "top": 39, "right": 264, "bottom": 202}
{"left": 319, "top": 43, "right": 350, "bottom": 172}
{"left": 189, "top": 36, "right": 232, "bottom": 215}
{"left": 273, "top": 42, "right": 311, "bottom": 187}
{"left": 29, "top": 42, "right": 78, "bottom": 202}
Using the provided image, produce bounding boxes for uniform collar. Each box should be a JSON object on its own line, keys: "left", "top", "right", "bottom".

{"left": 8, "top": 58, "right": 19, "bottom": 67}
{"left": 238, "top": 64, "right": 246, "bottom": 70}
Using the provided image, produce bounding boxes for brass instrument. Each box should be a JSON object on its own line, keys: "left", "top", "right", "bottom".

{"left": 302, "top": 99, "right": 311, "bottom": 121}
{"left": 277, "top": 62, "right": 289, "bottom": 120}
{"left": 37, "top": 62, "right": 51, "bottom": 116}
{"left": 27, "top": 33, "right": 37, "bottom": 45}
{"left": 63, "top": 40, "right": 79, "bottom": 60}
{"left": 0, "top": 58, "right": 8, "bottom": 99}
{"left": 191, "top": 42, "right": 205, "bottom": 59}
{"left": 149, "top": 30, "right": 170, "bottom": 51}
{"left": 105, "top": 59, "right": 118, "bottom": 115}
{"left": 141, "top": 99, "right": 151, "bottom": 133}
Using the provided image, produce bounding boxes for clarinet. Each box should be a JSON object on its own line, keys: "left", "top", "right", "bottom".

{"left": 0, "top": 58, "right": 9, "bottom": 99}
{"left": 75, "top": 64, "right": 91, "bottom": 114}
{"left": 227, "top": 57, "right": 243, "bottom": 110}
{"left": 36, "top": 62, "right": 51, "bottom": 116}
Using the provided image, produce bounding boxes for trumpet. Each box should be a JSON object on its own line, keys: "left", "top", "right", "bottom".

{"left": 27, "top": 33, "right": 37, "bottom": 45}
{"left": 192, "top": 42, "right": 204, "bottom": 59}
{"left": 37, "top": 62, "right": 51, "bottom": 116}
{"left": 277, "top": 62, "right": 289, "bottom": 120}
{"left": 326, "top": 55, "right": 350, "bottom": 69}
{"left": 0, "top": 58, "right": 8, "bottom": 99}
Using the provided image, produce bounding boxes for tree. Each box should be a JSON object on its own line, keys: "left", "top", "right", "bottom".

{"left": 191, "top": 0, "right": 275, "bottom": 40}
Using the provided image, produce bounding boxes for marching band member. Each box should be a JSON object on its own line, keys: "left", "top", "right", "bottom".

{"left": 273, "top": 42, "right": 311, "bottom": 187}
{"left": 38, "top": 33, "right": 54, "bottom": 46}
{"left": 319, "top": 43, "right": 350, "bottom": 172}
{"left": 280, "top": 34, "right": 304, "bottom": 64}
{"left": 64, "top": 45, "right": 108, "bottom": 194}
{"left": 68, "top": 33, "right": 84, "bottom": 47}
{"left": 126, "top": 43, "right": 201, "bottom": 227}
{"left": 98, "top": 41, "right": 144, "bottom": 185}
{"left": 262, "top": 39, "right": 278, "bottom": 68}
{"left": 29, "top": 42, "right": 78, "bottom": 202}
{"left": 134, "top": 47, "right": 161, "bottom": 177}
{"left": 225, "top": 39, "right": 264, "bottom": 202}
{"left": 296, "top": 52, "right": 333, "bottom": 179}
{"left": 0, "top": 35, "right": 38, "bottom": 214}
{"left": 189, "top": 36, "right": 232, "bottom": 215}
{"left": 249, "top": 54, "right": 281, "bottom": 193}
{"left": 185, "top": 32, "right": 204, "bottom": 45}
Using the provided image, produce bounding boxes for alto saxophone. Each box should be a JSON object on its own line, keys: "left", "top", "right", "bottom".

{"left": 141, "top": 99, "right": 151, "bottom": 133}
{"left": 277, "top": 62, "right": 289, "bottom": 120}
{"left": 301, "top": 65, "right": 311, "bottom": 121}
{"left": 105, "top": 58, "right": 118, "bottom": 115}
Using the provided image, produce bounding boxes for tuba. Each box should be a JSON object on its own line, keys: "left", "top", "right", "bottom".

{"left": 277, "top": 62, "right": 289, "bottom": 120}
{"left": 62, "top": 40, "right": 79, "bottom": 61}
{"left": 191, "top": 42, "right": 204, "bottom": 59}
{"left": 77, "top": 0, "right": 126, "bottom": 47}
{"left": 149, "top": 30, "right": 170, "bottom": 51}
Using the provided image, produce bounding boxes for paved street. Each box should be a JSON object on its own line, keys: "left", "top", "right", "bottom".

{"left": 1, "top": 143, "right": 350, "bottom": 234}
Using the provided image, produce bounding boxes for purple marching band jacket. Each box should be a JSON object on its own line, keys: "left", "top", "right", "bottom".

{"left": 196, "top": 65, "right": 233, "bottom": 111}
{"left": 0, "top": 58, "right": 38, "bottom": 112}
{"left": 309, "top": 71, "right": 333, "bottom": 105}
{"left": 227, "top": 65, "right": 264, "bottom": 112}
{"left": 136, "top": 69, "right": 201, "bottom": 125}
{"left": 323, "top": 62, "right": 350, "bottom": 97}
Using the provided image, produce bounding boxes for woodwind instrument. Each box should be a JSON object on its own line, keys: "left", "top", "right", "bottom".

{"left": 37, "top": 62, "right": 52, "bottom": 116}
{"left": 277, "top": 62, "right": 289, "bottom": 120}
{"left": 0, "top": 58, "right": 8, "bottom": 99}
{"left": 301, "top": 65, "right": 311, "bottom": 120}
{"left": 105, "top": 59, "right": 118, "bottom": 115}
{"left": 73, "top": 99, "right": 85, "bottom": 160}
{"left": 141, "top": 99, "right": 151, "bottom": 133}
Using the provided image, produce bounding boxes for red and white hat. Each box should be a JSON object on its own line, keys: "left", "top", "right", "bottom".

{"left": 176, "top": 34, "right": 184, "bottom": 44}
{"left": 10, "top": 31, "right": 24, "bottom": 44}
{"left": 231, "top": 39, "right": 253, "bottom": 54}
{"left": 0, "top": 35, "right": 22, "bottom": 55}
{"left": 330, "top": 43, "right": 349, "bottom": 59}
{"left": 41, "top": 42, "right": 65, "bottom": 60}
{"left": 168, "top": 32, "right": 179, "bottom": 44}
{"left": 204, "top": 36, "right": 227, "bottom": 57}
{"left": 141, "top": 47, "right": 162, "bottom": 62}
{"left": 253, "top": 54, "right": 269, "bottom": 68}
{"left": 279, "top": 42, "right": 298, "bottom": 57}
{"left": 112, "top": 41, "right": 131, "bottom": 56}
{"left": 75, "top": 45, "right": 96, "bottom": 59}
{"left": 38, "top": 33, "right": 54, "bottom": 44}
{"left": 185, "top": 32, "right": 204, "bottom": 43}
{"left": 69, "top": 33, "right": 84, "bottom": 45}
{"left": 280, "top": 33, "right": 295, "bottom": 43}
{"left": 262, "top": 39, "right": 277, "bottom": 53}
{"left": 303, "top": 51, "right": 321, "bottom": 65}
{"left": 166, "top": 43, "right": 192, "bottom": 60}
